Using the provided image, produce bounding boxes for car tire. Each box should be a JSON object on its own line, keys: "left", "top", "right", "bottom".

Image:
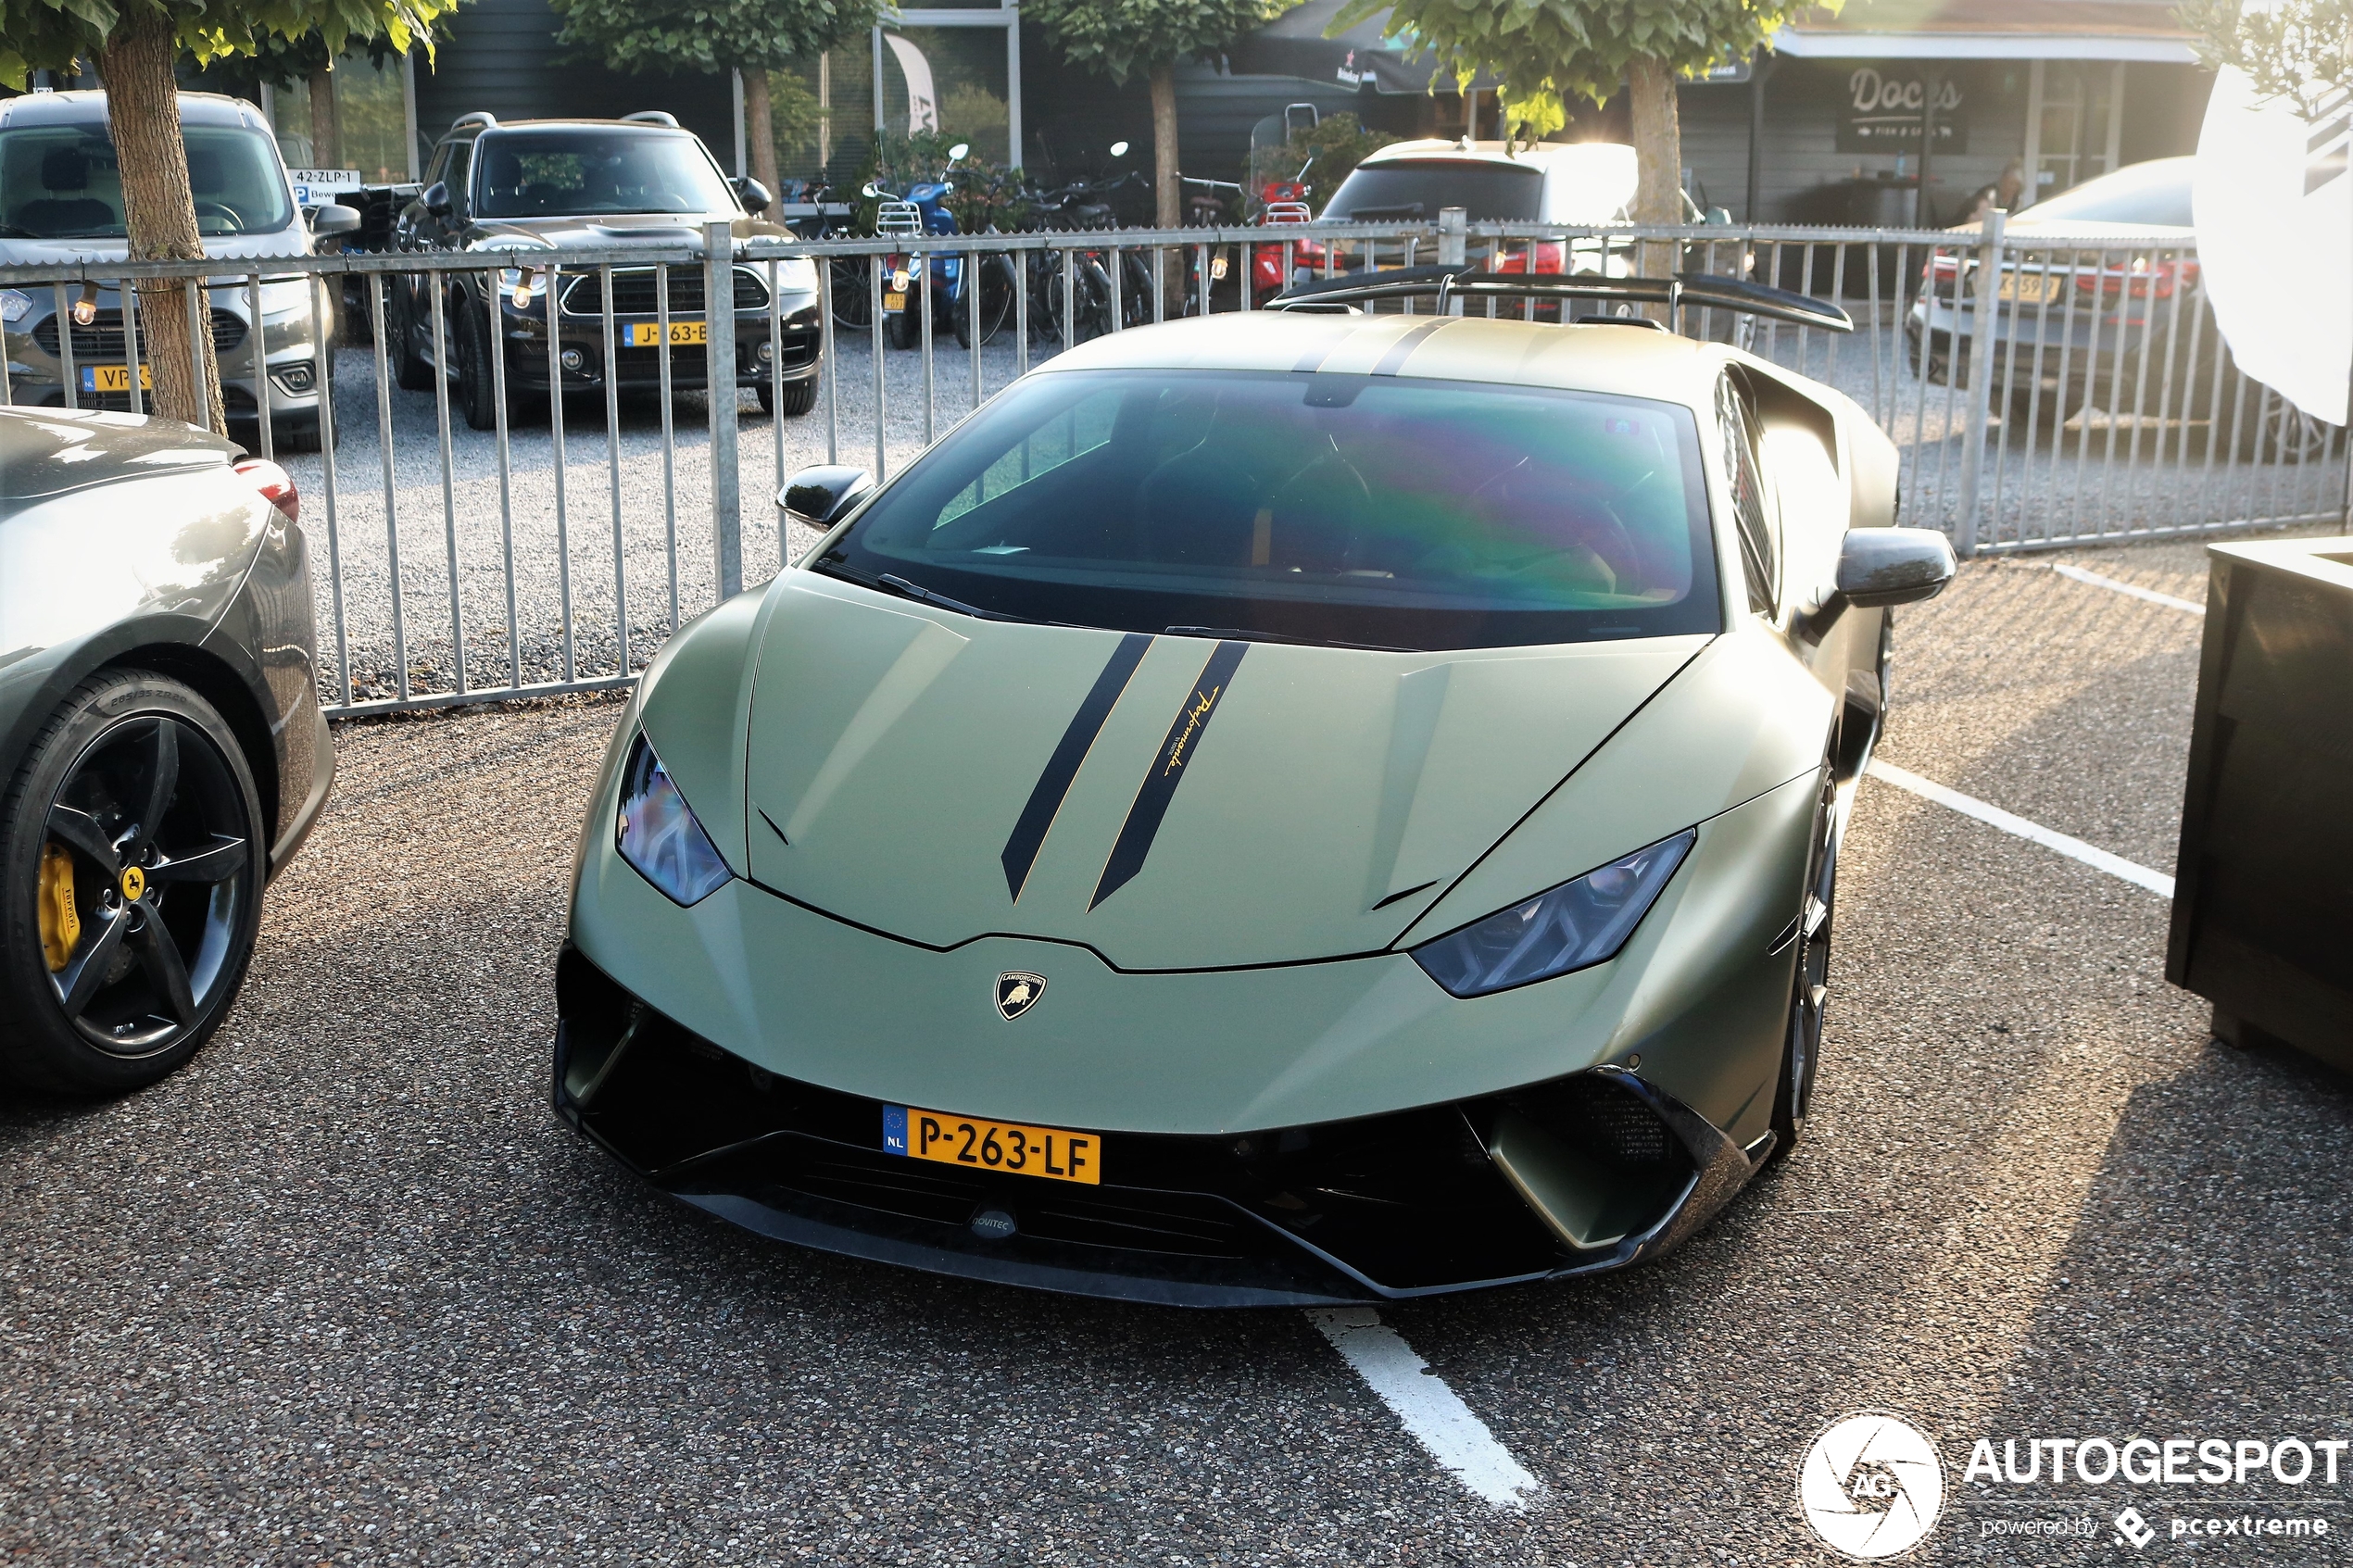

{"left": 1768, "top": 771, "right": 1839, "bottom": 1158}
{"left": 0, "top": 671, "right": 267, "bottom": 1096}
{"left": 456, "top": 298, "right": 503, "bottom": 432}
{"left": 389, "top": 283, "right": 436, "bottom": 393}
{"left": 758, "top": 378, "right": 818, "bottom": 418}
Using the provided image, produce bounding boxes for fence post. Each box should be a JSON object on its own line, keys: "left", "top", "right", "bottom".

{"left": 705, "top": 220, "right": 743, "bottom": 599}
{"left": 1954, "top": 207, "right": 2006, "bottom": 559}
{"left": 1437, "top": 207, "right": 1466, "bottom": 267}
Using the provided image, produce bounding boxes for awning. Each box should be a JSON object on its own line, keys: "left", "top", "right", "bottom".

{"left": 1770, "top": 0, "right": 2199, "bottom": 63}
{"left": 1224, "top": 0, "right": 1498, "bottom": 95}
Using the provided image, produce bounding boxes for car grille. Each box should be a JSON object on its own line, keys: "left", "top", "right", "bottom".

{"left": 32, "top": 307, "right": 247, "bottom": 359}
{"left": 555, "top": 949, "right": 1571, "bottom": 1297}
{"left": 560, "top": 266, "right": 768, "bottom": 318}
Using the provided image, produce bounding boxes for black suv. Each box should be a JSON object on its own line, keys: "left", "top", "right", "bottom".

{"left": 387, "top": 111, "right": 821, "bottom": 427}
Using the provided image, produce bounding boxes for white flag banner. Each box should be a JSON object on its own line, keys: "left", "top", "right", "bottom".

{"left": 2194, "top": 66, "right": 2351, "bottom": 426}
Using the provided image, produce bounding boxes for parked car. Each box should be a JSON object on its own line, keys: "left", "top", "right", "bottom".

{"left": 0, "top": 89, "right": 354, "bottom": 450}
{"left": 0, "top": 405, "right": 333, "bottom": 1095}
{"left": 550, "top": 270, "right": 1957, "bottom": 1306}
{"left": 385, "top": 111, "right": 821, "bottom": 426}
{"left": 1906, "top": 156, "right": 2322, "bottom": 457}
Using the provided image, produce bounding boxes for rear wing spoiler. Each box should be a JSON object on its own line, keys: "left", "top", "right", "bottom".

{"left": 1267, "top": 263, "right": 1854, "bottom": 333}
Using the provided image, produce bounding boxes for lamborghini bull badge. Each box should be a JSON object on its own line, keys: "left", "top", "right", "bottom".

{"left": 995, "top": 972, "right": 1047, "bottom": 1021}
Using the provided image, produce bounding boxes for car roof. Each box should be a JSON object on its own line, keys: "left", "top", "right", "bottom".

{"left": 1034, "top": 311, "right": 1725, "bottom": 410}
{"left": 1356, "top": 140, "right": 1636, "bottom": 176}
{"left": 454, "top": 119, "right": 698, "bottom": 137}
{"left": 0, "top": 89, "right": 267, "bottom": 132}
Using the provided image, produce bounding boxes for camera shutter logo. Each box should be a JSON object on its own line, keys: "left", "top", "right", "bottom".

{"left": 1796, "top": 1411, "right": 1946, "bottom": 1559}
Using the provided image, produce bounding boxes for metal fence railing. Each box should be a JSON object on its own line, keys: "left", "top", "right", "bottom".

{"left": 3, "top": 219, "right": 2343, "bottom": 718}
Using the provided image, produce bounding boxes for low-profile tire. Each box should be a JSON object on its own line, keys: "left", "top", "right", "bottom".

{"left": 757, "top": 377, "right": 818, "bottom": 418}
{"left": 1768, "top": 771, "right": 1839, "bottom": 1159}
{"left": 0, "top": 671, "right": 266, "bottom": 1096}
{"left": 389, "top": 283, "right": 435, "bottom": 393}
{"left": 455, "top": 298, "right": 503, "bottom": 432}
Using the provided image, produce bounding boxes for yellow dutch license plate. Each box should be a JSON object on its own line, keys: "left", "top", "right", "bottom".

{"left": 628, "top": 320, "right": 707, "bottom": 346}
{"left": 884, "top": 1104, "right": 1101, "bottom": 1185}
{"left": 1997, "top": 271, "right": 2055, "bottom": 304}
{"left": 82, "top": 363, "right": 152, "bottom": 393}
{"left": 883, "top": 290, "right": 908, "bottom": 312}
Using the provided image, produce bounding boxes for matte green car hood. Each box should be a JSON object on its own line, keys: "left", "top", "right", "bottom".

{"left": 741, "top": 571, "right": 1707, "bottom": 969}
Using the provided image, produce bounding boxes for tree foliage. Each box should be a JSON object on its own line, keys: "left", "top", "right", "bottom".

{"left": 547, "top": 0, "right": 876, "bottom": 77}
{"left": 0, "top": 0, "right": 447, "bottom": 85}
{"left": 1022, "top": 0, "right": 1298, "bottom": 86}
{"left": 2178, "top": 0, "right": 2351, "bottom": 101}
{"left": 1331, "top": 0, "right": 1833, "bottom": 140}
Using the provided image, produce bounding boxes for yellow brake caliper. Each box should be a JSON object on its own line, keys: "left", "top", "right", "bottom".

{"left": 38, "top": 843, "right": 81, "bottom": 972}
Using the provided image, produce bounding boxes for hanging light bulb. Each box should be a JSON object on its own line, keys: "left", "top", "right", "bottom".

{"left": 70, "top": 282, "right": 99, "bottom": 327}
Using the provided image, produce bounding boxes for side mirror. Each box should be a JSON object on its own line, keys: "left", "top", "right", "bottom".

{"left": 949, "top": 142, "right": 970, "bottom": 163}
{"left": 422, "top": 181, "right": 451, "bottom": 217}
{"left": 734, "top": 176, "right": 774, "bottom": 214}
{"left": 1108, "top": 140, "right": 1130, "bottom": 158}
{"left": 308, "top": 202, "right": 361, "bottom": 237}
{"left": 778, "top": 464, "right": 875, "bottom": 528}
{"left": 1835, "top": 527, "right": 1957, "bottom": 608}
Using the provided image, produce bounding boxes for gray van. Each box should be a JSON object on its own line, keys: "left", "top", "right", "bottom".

{"left": 0, "top": 89, "right": 356, "bottom": 447}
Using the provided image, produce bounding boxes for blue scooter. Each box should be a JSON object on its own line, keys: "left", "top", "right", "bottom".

{"left": 863, "top": 142, "right": 973, "bottom": 350}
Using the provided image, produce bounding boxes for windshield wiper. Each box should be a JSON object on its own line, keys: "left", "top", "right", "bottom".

{"left": 810, "top": 559, "right": 1051, "bottom": 624}
{"left": 1164, "top": 625, "right": 1418, "bottom": 654}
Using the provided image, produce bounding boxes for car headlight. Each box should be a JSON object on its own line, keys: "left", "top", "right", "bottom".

{"left": 0, "top": 288, "right": 32, "bottom": 324}
{"left": 1410, "top": 830, "right": 1695, "bottom": 998}
{"left": 615, "top": 734, "right": 732, "bottom": 906}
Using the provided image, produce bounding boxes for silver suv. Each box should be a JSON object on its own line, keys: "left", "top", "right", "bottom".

{"left": 0, "top": 89, "right": 356, "bottom": 447}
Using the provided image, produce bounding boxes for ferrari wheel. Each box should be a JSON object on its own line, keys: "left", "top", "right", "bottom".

{"left": 1770, "top": 771, "right": 1838, "bottom": 1156}
{"left": 0, "top": 671, "right": 264, "bottom": 1095}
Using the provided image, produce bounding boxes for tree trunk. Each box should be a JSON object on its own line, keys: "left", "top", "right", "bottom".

{"left": 96, "top": 13, "right": 225, "bottom": 434}
{"left": 744, "top": 68, "right": 780, "bottom": 204}
{"left": 1150, "top": 62, "right": 1179, "bottom": 231}
{"left": 1625, "top": 56, "right": 1685, "bottom": 324}
{"left": 308, "top": 63, "right": 339, "bottom": 170}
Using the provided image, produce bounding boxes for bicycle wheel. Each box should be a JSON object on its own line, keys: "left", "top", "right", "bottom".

{"left": 956, "top": 252, "right": 1017, "bottom": 347}
{"left": 828, "top": 257, "right": 874, "bottom": 332}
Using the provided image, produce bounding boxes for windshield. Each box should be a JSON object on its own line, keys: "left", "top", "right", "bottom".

{"left": 1323, "top": 162, "right": 1541, "bottom": 222}
{"left": 472, "top": 129, "right": 738, "bottom": 218}
{"left": 2027, "top": 159, "right": 2194, "bottom": 227}
{"left": 819, "top": 370, "right": 1720, "bottom": 651}
{"left": 0, "top": 123, "right": 293, "bottom": 239}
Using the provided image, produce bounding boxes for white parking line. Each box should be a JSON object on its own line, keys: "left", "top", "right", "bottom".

{"left": 1868, "top": 760, "right": 2176, "bottom": 899}
{"left": 1306, "top": 1307, "right": 1544, "bottom": 1510}
{"left": 2049, "top": 562, "right": 2207, "bottom": 616}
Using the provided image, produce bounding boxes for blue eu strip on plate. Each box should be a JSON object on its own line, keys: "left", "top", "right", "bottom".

{"left": 882, "top": 1104, "right": 909, "bottom": 1157}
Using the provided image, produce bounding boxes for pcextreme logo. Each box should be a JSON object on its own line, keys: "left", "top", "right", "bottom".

{"left": 1797, "top": 1411, "right": 1947, "bottom": 1560}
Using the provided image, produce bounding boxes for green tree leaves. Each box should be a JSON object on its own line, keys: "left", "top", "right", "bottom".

{"left": 1331, "top": 0, "right": 1831, "bottom": 141}
{"left": 546, "top": 0, "right": 876, "bottom": 77}
{"left": 0, "top": 0, "right": 454, "bottom": 86}
{"left": 2177, "top": 0, "right": 2350, "bottom": 101}
{"left": 1022, "top": 0, "right": 1299, "bottom": 86}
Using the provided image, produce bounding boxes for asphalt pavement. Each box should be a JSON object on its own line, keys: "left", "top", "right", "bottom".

{"left": 5, "top": 534, "right": 2350, "bottom": 1565}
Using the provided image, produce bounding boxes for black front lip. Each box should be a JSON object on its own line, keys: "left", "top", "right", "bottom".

{"left": 552, "top": 948, "right": 1763, "bottom": 1307}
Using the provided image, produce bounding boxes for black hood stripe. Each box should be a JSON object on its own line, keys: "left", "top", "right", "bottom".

{"left": 1371, "top": 318, "right": 1451, "bottom": 375}
{"left": 1089, "top": 640, "right": 1250, "bottom": 910}
{"left": 1000, "top": 632, "right": 1152, "bottom": 900}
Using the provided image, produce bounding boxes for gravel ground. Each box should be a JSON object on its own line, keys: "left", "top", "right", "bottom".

{"left": 6, "top": 533, "right": 2350, "bottom": 1564}
{"left": 278, "top": 301, "right": 2345, "bottom": 713}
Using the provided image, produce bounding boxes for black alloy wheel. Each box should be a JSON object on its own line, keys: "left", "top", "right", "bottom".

{"left": 1769, "top": 771, "right": 1839, "bottom": 1156}
{"left": 0, "top": 672, "right": 264, "bottom": 1094}
{"left": 389, "top": 281, "right": 436, "bottom": 393}
{"left": 456, "top": 294, "right": 504, "bottom": 432}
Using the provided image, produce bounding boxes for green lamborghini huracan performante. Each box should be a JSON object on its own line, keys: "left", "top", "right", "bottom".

{"left": 556, "top": 267, "right": 1956, "bottom": 1306}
